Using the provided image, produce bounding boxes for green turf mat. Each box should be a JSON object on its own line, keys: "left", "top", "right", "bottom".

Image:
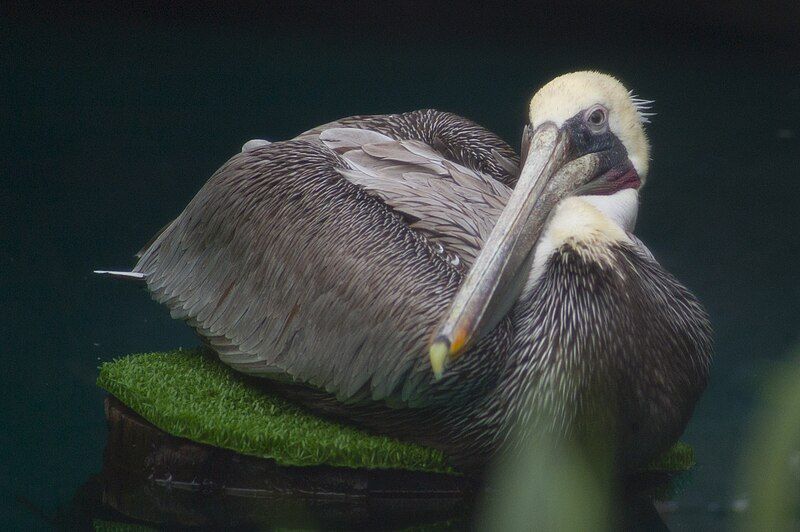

{"left": 97, "top": 349, "right": 693, "bottom": 474}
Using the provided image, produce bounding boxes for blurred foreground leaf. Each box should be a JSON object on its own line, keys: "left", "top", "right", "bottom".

{"left": 478, "top": 436, "right": 613, "bottom": 531}
{"left": 737, "top": 349, "right": 800, "bottom": 530}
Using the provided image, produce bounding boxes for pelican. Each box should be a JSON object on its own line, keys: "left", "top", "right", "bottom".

{"left": 98, "top": 71, "right": 712, "bottom": 472}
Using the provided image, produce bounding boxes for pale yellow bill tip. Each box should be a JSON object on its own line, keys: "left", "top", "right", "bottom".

{"left": 429, "top": 339, "right": 450, "bottom": 380}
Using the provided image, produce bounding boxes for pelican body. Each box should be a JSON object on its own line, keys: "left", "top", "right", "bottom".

{"left": 102, "top": 72, "right": 712, "bottom": 471}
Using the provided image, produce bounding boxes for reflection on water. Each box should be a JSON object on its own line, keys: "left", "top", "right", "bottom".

{"left": 49, "top": 397, "right": 689, "bottom": 530}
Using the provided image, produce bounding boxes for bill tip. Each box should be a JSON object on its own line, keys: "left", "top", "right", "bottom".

{"left": 429, "top": 337, "right": 450, "bottom": 380}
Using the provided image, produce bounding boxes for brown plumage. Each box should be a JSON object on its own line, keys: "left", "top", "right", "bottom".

{"left": 103, "top": 74, "right": 713, "bottom": 472}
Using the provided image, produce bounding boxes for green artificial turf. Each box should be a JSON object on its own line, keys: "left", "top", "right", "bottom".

{"left": 97, "top": 349, "right": 694, "bottom": 474}
{"left": 98, "top": 349, "right": 454, "bottom": 473}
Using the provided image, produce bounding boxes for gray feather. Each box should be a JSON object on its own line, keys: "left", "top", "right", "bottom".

{"left": 134, "top": 117, "right": 515, "bottom": 407}
{"left": 320, "top": 129, "right": 512, "bottom": 266}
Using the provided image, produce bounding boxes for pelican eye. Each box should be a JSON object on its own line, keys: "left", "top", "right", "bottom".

{"left": 585, "top": 106, "right": 608, "bottom": 132}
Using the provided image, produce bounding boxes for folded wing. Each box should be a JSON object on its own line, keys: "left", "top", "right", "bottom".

{"left": 134, "top": 110, "right": 517, "bottom": 407}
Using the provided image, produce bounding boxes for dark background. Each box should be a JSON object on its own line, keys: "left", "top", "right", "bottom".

{"left": 3, "top": 2, "right": 800, "bottom": 529}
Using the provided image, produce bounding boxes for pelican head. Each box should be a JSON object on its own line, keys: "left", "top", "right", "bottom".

{"left": 430, "top": 71, "right": 653, "bottom": 377}
{"left": 529, "top": 71, "right": 651, "bottom": 180}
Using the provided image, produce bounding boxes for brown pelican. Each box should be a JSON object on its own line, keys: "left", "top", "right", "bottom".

{"left": 98, "top": 71, "right": 712, "bottom": 472}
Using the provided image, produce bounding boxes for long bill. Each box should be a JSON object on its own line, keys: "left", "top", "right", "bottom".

{"left": 428, "top": 122, "right": 596, "bottom": 378}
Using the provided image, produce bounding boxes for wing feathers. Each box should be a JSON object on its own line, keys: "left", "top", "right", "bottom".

{"left": 320, "top": 129, "right": 511, "bottom": 267}
{"left": 318, "top": 127, "right": 393, "bottom": 153}
{"left": 134, "top": 111, "right": 516, "bottom": 407}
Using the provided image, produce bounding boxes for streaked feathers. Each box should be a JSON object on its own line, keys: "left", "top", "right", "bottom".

{"left": 320, "top": 128, "right": 511, "bottom": 266}
{"left": 131, "top": 111, "right": 517, "bottom": 410}
{"left": 106, "top": 98, "right": 710, "bottom": 470}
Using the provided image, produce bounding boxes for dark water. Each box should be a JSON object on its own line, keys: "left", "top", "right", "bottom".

{"left": 3, "top": 7, "right": 800, "bottom": 529}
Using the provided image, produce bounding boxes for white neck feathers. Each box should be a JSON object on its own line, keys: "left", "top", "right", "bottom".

{"left": 525, "top": 189, "right": 639, "bottom": 291}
